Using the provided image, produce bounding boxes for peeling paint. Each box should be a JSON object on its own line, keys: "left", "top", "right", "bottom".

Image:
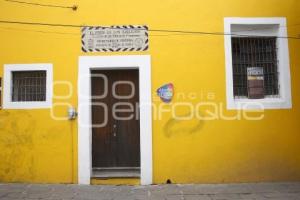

{"left": 0, "top": 110, "right": 74, "bottom": 183}
{"left": 0, "top": 111, "right": 36, "bottom": 182}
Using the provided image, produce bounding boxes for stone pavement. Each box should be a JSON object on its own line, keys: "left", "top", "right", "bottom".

{"left": 0, "top": 182, "right": 299, "bottom": 200}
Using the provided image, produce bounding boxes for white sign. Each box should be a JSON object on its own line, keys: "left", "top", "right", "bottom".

{"left": 81, "top": 25, "right": 149, "bottom": 52}
{"left": 247, "top": 67, "right": 264, "bottom": 80}
{"left": 247, "top": 67, "right": 264, "bottom": 76}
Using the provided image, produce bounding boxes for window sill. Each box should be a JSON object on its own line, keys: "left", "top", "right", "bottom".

{"left": 227, "top": 97, "right": 292, "bottom": 110}
{"left": 2, "top": 101, "right": 52, "bottom": 109}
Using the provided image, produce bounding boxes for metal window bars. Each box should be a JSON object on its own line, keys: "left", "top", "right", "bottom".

{"left": 231, "top": 37, "right": 279, "bottom": 99}
{"left": 12, "top": 71, "right": 46, "bottom": 102}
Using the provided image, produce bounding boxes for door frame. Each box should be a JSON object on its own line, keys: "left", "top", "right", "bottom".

{"left": 78, "top": 55, "right": 152, "bottom": 185}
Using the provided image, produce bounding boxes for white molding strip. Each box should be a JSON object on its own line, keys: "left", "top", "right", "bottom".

{"left": 78, "top": 55, "right": 153, "bottom": 185}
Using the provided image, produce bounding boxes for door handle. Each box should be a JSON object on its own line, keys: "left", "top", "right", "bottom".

{"left": 113, "top": 124, "right": 117, "bottom": 137}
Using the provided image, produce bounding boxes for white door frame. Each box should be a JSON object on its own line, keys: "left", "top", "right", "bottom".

{"left": 78, "top": 55, "right": 153, "bottom": 185}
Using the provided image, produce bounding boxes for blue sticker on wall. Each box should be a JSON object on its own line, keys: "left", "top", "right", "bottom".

{"left": 157, "top": 83, "right": 174, "bottom": 103}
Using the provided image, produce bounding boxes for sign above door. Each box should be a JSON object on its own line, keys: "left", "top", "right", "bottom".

{"left": 81, "top": 25, "right": 149, "bottom": 52}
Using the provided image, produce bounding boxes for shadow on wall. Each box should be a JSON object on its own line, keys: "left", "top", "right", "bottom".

{"left": 163, "top": 112, "right": 204, "bottom": 138}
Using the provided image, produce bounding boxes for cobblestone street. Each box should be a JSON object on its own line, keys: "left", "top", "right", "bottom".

{"left": 0, "top": 182, "right": 299, "bottom": 200}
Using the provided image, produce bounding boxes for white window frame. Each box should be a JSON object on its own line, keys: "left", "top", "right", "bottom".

{"left": 3, "top": 63, "right": 53, "bottom": 109}
{"left": 224, "top": 17, "right": 292, "bottom": 110}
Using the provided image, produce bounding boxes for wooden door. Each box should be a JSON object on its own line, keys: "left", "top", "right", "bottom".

{"left": 91, "top": 69, "right": 140, "bottom": 169}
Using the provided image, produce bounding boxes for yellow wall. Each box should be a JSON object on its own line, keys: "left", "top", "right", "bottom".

{"left": 0, "top": 0, "right": 299, "bottom": 184}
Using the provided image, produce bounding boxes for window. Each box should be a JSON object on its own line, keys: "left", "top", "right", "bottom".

{"left": 12, "top": 71, "right": 46, "bottom": 102}
{"left": 232, "top": 37, "right": 279, "bottom": 98}
{"left": 3, "top": 64, "right": 53, "bottom": 109}
{"left": 224, "top": 18, "right": 292, "bottom": 110}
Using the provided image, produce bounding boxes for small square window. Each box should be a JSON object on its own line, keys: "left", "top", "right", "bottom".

{"left": 11, "top": 71, "right": 47, "bottom": 102}
{"left": 3, "top": 64, "right": 53, "bottom": 109}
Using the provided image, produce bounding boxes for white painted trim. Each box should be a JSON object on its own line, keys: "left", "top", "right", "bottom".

{"left": 224, "top": 17, "right": 292, "bottom": 110}
{"left": 2, "top": 63, "right": 53, "bottom": 109}
{"left": 78, "top": 55, "right": 152, "bottom": 185}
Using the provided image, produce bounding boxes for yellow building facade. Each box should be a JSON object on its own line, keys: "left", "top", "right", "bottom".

{"left": 0, "top": 0, "right": 299, "bottom": 185}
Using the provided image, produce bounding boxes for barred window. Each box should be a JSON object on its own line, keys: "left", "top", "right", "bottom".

{"left": 231, "top": 37, "right": 279, "bottom": 99}
{"left": 225, "top": 18, "right": 292, "bottom": 109}
{"left": 11, "top": 71, "right": 46, "bottom": 102}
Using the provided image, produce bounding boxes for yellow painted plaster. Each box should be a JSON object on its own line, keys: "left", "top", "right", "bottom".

{"left": 0, "top": 0, "right": 299, "bottom": 184}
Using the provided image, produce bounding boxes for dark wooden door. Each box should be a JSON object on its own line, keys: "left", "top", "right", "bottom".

{"left": 91, "top": 69, "right": 140, "bottom": 169}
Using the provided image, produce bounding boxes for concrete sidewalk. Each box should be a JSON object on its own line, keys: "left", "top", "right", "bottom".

{"left": 0, "top": 182, "right": 299, "bottom": 200}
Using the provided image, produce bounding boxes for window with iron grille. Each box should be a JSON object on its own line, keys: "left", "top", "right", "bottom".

{"left": 11, "top": 71, "right": 47, "bottom": 102}
{"left": 225, "top": 18, "right": 292, "bottom": 110}
{"left": 3, "top": 63, "right": 52, "bottom": 109}
{"left": 231, "top": 37, "right": 279, "bottom": 99}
